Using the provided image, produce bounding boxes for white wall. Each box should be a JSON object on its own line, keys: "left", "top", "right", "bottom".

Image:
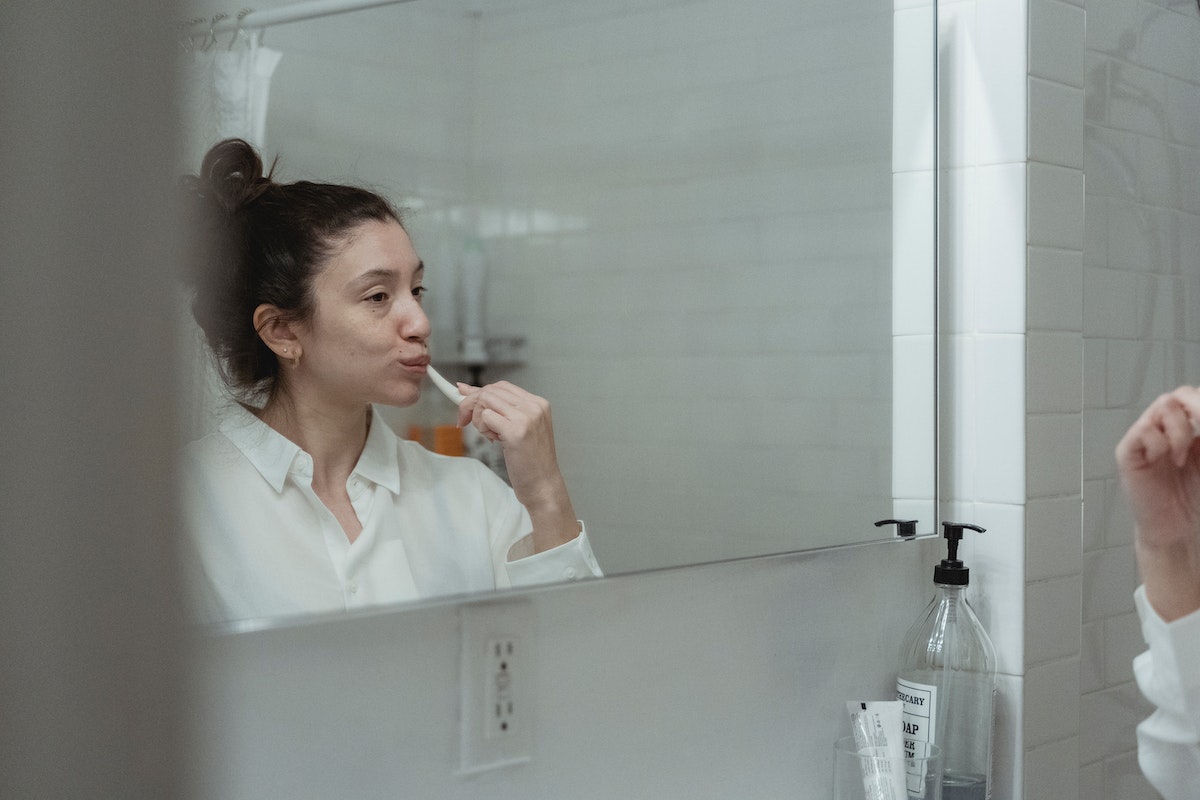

{"left": 0, "top": 1, "right": 187, "bottom": 796}
{"left": 191, "top": 539, "right": 938, "bottom": 800}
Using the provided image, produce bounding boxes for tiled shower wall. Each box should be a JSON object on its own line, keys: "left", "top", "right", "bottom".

{"left": 264, "top": 6, "right": 475, "bottom": 210}
{"left": 957, "top": 0, "right": 1200, "bottom": 796}
{"left": 1080, "top": 0, "right": 1200, "bottom": 796}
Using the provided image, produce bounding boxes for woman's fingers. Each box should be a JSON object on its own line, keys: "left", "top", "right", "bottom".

{"left": 1120, "top": 390, "right": 1192, "bottom": 467}
{"left": 455, "top": 381, "right": 551, "bottom": 444}
{"left": 1161, "top": 398, "right": 1197, "bottom": 467}
{"left": 1154, "top": 390, "right": 1200, "bottom": 467}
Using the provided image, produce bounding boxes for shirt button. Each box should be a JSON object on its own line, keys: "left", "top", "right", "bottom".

{"left": 564, "top": 567, "right": 578, "bottom": 579}
{"left": 348, "top": 581, "right": 359, "bottom": 594}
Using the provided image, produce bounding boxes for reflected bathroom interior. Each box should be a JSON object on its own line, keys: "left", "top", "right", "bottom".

{"left": 178, "top": 0, "right": 937, "bottom": 587}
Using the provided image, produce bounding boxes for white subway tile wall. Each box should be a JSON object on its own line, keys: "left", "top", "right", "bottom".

{"left": 940, "top": 0, "right": 1087, "bottom": 796}
{"left": 938, "top": 8, "right": 1034, "bottom": 796}
{"left": 1024, "top": 735, "right": 1082, "bottom": 799}
{"left": 1025, "top": 655, "right": 1083, "bottom": 747}
{"left": 1026, "top": 494, "right": 1086, "bottom": 581}
{"left": 470, "top": 1, "right": 907, "bottom": 572}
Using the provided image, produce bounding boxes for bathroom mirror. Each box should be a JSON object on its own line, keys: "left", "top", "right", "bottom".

{"left": 180, "top": 0, "right": 936, "bottom": 592}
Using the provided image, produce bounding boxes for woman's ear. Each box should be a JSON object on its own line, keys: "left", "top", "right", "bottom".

{"left": 253, "top": 304, "right": 302, "bottom": 365}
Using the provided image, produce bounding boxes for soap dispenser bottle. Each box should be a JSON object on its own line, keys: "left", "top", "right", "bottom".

{"left": 896, "top": 522, "right": 997, "bottom": 800}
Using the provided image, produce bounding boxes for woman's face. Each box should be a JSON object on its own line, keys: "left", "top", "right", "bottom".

{"left": 292, "top": 218, "right": 431, "bottom": 410}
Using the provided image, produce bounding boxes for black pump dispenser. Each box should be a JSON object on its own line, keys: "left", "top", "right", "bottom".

{"left": 934, "top": 521, "right": 986, "bottom": 586}
{"left": 899, "top": 520, "right": 997, "bottom": 796}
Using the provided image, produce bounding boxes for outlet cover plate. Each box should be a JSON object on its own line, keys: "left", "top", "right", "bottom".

{"left": 458, "top": 599, "right": 535, "bottom": 775}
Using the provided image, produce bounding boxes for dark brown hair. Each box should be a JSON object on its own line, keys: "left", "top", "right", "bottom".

{"left": 180, "top": 138, "right": 401, "bottom": 401}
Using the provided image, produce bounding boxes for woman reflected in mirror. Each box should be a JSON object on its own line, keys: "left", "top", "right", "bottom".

{"left": 178, "top": 138, "right": 600, "bottom": 624}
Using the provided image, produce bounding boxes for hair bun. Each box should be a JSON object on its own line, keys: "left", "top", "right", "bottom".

{"left": 177, "top": 139, "right": 272, "bottom": 311}
{"left": 198, "top": 138, "right": 273, "bottom": 212}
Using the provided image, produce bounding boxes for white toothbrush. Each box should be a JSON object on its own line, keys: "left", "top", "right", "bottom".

{"left": 426, "top": 364, "right": 465, "bottom": 406}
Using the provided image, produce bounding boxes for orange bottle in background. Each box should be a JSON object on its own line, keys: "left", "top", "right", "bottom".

{"left": 432, "top": 424, "right": 464, "bottom": 457}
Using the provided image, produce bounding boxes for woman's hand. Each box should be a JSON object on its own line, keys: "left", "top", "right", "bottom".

{"left": 456, "top": 380, "right": 579, "bottom": 553}
{"left": 1116, "top": 386, "right": 1200, "bottom": 620}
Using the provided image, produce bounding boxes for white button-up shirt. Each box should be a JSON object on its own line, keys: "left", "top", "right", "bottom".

{"left": 1134, "top": 586, "right": 1200, "bottom": 800}
{"left": 180, "top": 403, "right": 601, "bottom": 625}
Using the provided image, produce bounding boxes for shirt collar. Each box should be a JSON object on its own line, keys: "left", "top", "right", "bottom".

{"left": 218, "top": 403, "right": 400, "bottom": 495}
{"left": 356, "top": 406, "right": 401, "bottom": 495}
{"left": 218, "top": 403, "right": 300, "bottom": 493}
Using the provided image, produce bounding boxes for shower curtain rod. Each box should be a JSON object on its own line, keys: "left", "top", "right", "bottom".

{"left": 193, "top": 0, "right": 417, "bottom": 36}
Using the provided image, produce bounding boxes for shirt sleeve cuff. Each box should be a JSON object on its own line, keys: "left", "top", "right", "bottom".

{"left": 1135, "top": 585, "right": 1200, "bottom": 700}
{"left": 504, "top": 521, "right": 604, "bottom": 588}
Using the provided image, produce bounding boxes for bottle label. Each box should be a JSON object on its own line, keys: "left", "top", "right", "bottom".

{"left": 896, "top": 677, "right": 937, "bottom": 797}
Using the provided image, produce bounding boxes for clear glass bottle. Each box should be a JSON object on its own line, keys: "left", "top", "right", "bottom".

{"left": 896, "top": 523, "right": 996, "bottom": 800}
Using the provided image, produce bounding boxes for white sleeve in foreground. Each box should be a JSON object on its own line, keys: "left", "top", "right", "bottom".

{"left": 1133, "top": 586, "right": 1200, "bottom": 800}
{"left": 504, "top": 521, "right": 603, "bottom": 588}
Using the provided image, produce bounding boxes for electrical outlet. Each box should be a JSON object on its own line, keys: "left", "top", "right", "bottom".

{"left": 458, "top": 600, "right": 534, "bottom": 775}
{"left": 485, "top": 638, "right": 518, "bottom": 738}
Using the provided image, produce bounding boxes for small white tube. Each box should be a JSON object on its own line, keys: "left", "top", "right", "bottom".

{"left": 426, "top": 365, "right": 464, "bottom": 406}
{"left": 846, "top": 701, "right": 907, "bottom": 800}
